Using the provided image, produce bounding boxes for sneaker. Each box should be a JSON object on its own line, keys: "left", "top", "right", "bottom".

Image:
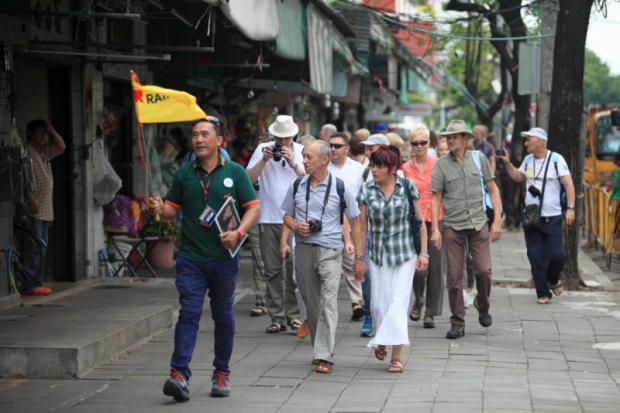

{"left": 463, "top": 290, "right": 475, "bottom": 309}
{"left": 360, "top": 315, "right": 373, "bottom": 337}
{"left": 163, "top": 368, "right": 190, "bottom": 402}
{"left": 22, "top": 286, "right": 52, "bottom": 296}
{"left": 446, "top": 324, "right": 465, "bottom": 339}
{"left": 473, "top": 297, "right": 492, "bottom": 327}
{"left": 351, "top": 305, "right": 364, "bottom": 321}
{"left": 211, "top": 370, "right": 230, "bottom": 397}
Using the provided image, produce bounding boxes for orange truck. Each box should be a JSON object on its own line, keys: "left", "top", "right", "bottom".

{"left": 583, "top": 105, "right": 620, "bottom": 186}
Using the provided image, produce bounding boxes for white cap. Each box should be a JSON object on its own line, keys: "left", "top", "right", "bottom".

{"left": 361, "top": 134, "right": 389, "bottom": 146}
{"left": 520, "top": 127, "right": 548, "bottom": 141}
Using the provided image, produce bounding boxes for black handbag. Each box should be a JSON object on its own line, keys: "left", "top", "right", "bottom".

{"left": 522, "top": 152, "right": 552, "bottom": 229}
{"left": 401, "top": 177, "right": 422, "bottom": 254}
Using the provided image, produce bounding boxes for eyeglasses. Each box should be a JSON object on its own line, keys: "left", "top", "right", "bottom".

{"left": 205, "top": 116, "right": 223, "bottom": 129}
{"left": 330, "top": 143, "right": 346, "bottom": 149}
{"left": 411, "top": 141, "right": 428, "bottom": 147}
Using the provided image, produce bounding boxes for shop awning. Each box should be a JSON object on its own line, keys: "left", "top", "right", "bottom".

{"left": 307, "top": 3, "right": 333, "bottom": 95}
{"left": 273, "top": 0, "right": 305, "bottom": 61}
{"left": 218, "top": 0, "right": 279, "bottom": 41}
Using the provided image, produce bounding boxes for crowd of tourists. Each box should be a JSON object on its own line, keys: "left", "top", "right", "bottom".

{"left": 144, "top": 115, "right": 576, "bottom": 402}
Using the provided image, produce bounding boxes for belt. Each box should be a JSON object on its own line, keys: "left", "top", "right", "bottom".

{"left": 540, "top": 215, "right": 562, "bottom": 223}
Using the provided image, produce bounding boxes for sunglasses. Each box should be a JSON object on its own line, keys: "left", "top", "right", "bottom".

{"left": 411, "top": 141, "right": 428, "bottom": 147}
{"left": 330, "top": 143, "right": 346, "bottom": 149}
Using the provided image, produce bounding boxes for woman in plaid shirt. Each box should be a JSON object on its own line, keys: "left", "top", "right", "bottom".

{"left": 354, "top": 147, "right": 428, "bottom": 373}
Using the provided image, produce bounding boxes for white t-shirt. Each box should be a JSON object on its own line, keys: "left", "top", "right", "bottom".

{"left": 247, "top": 141, "right": 305, "bottom": 223}
{"left": 328, "top": 158, "right": 365, "bottom": 201}
{"left": 519, "top": 151, "right": 570, "bottom": 217}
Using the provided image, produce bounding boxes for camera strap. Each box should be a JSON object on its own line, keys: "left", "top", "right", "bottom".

{"left": 532, "top": 151, "right": 552, "bottom": 208}
{"left": 304, "top": 173, "right": 333, "bottom": 222}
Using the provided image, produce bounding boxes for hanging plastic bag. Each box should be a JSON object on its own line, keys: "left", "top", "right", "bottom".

{"left": 93, "top": 139, "right": 122, "bottom": 205}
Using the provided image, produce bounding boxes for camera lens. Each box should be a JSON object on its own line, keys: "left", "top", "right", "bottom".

{"left": 528, "top": 185, "right": 541, "bottom": 197}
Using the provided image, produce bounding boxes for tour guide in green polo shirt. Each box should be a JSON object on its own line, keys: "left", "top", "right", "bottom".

{"left": 146, "top": 118, "right": 259, "bottom": 402}
{"left": 430, "top": 120, "right": 502, "bottom": 340}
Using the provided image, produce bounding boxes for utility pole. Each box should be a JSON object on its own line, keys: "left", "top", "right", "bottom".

{"left": 538, "top": 0, "right": 559, "bottom": 131}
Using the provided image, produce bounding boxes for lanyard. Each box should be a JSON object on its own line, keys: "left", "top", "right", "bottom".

{"left": 304, "top": 174, "right": 333, "bottom": 222}
{"left": 194, "top": 165, "right": 215, "bottom": 203}
{"left": 533, "top": 151, "right": 550, "bottom": 180}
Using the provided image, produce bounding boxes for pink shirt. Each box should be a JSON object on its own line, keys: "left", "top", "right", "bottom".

{"left": 402, "top": 156, "right": 443, "bottom": 222}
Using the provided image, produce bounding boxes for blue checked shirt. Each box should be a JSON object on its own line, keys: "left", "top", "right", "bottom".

{"left": 357, "top": 177, "right": 420, "bottom": 267}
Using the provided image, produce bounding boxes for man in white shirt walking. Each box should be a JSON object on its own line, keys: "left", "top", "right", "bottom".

{"left": 499, "top": 127, "right": 576, "bottom": 304}
{"left": 247, "top": 115, "right": 305, "bottom": 333}
{"left": 327, "top": 133, "right": 365, "bottom": 321}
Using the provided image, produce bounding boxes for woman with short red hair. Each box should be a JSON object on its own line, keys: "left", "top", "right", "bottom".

{"left": 354, "top": 147, "right": 429, "bottom": 373}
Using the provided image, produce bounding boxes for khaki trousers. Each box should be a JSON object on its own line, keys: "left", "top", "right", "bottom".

{"left": 342, "top": 250, "right": 363, "bottom": 308}
{"left": 295, "top": 243, "right": 342, "bottom": 363}
{"left": 260, "top": 224, "right": 300, "bottom": 325}
{"left": 444, "top": 225, "right": 492, "bottom": 326}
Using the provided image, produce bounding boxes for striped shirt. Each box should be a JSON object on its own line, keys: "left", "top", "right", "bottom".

{"left": 357, "top": 176, "right": 420, "bottom": 267}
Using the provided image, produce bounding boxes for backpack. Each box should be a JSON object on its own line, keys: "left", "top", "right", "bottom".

{"left": 471, "top": 150, "right": 495, "bottom": 222}
{"left": 293, "top": 175, "right": 346, "bottom": 224}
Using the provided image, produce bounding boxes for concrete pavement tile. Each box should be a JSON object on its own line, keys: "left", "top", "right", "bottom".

{"left": 532, "top": 403, "right": 582, "bottom": 413}
{"left": 430, "top": 401, "right": 482, "bottom": 413}
{"left": 582, "top": 403, "right": 620, "bottom": 413}
{"left": 382, "top": 401, "right": 433, "bottom": 413}
{"left": 568, "top": 361, "right": 610, "bottom": 373}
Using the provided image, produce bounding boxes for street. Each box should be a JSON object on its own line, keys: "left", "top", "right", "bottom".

{"left": 1, "top": 232, "right": 620, "bottom": 413}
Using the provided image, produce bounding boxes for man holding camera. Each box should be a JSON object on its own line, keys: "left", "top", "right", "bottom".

{"left": 247, "top": 115, "right": 305, "bottom": 333}
{"left": 499, "top": 127, "right": 575, "bottom": 304}
{"left": 281, "top": 140, "right": 362, "bottom": 374}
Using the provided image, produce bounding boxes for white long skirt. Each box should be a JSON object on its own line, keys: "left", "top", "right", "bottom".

{"left": 367, "top": 256, "right": 417, "bottom": 348}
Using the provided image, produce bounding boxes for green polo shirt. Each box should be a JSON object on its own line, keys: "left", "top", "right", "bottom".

{"left": 431, "top": 150, "right": 494, "bottom": 231}
{"left": 165, "top": 156, "right": 258, "bottom": 262}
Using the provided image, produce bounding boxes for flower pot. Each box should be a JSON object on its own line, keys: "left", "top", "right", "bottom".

{"left": 147, "top": 239, "right": 174, "bottom": 269}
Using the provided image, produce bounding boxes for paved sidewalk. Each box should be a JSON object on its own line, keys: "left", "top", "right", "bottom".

{"left": 1, "top": 233, "right": 619, "bottom": 412}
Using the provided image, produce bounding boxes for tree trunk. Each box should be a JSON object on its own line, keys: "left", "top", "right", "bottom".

{"left": 547, "top": 0, "right": 594, "bottom": 289}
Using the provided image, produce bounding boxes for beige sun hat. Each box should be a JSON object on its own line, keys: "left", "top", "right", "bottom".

{"left": 437, "top": 119, "right": 473, "bottom": 137}
{"left": 268, "top": 115, "right": 299, "bottom": 138}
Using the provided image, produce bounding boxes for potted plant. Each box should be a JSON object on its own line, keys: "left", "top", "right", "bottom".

{"left": 140, "top": 216, "right": 181, "bottom": 269}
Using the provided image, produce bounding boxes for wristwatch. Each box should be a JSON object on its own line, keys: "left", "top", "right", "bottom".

{"left": 292, "top": 162, "right": 299, "bottom": 170}
{"left": 567, "top": 205, "right": 575, "bottom": 210}
{"left": 354, "top": 254, "right": 365, "bottom": 261}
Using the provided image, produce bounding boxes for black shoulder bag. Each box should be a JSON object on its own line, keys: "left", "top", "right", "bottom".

{"left": 401, "top": 177, "right": 422, "bottom": 254}
{"left": 522, "top": 152, "right": 552, "bottom": 228}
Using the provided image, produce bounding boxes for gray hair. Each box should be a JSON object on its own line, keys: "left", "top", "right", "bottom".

{"left": 321, "top": 123, "right": 337, "bottom": 137}
{"left": 313, "top": 139, "right": 332, "bottom": 161}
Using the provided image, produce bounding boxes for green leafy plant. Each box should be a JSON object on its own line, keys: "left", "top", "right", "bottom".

{"left": 140, "top": 216, "right": 181, "bottom": 241}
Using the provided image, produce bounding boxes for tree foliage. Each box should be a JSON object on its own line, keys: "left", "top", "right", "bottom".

{"left": 583, "top": 48, "right": 620, "bottom": 105}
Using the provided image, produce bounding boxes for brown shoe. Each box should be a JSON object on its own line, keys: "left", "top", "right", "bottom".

{"left": 297, "top": 320, "right": 309, "bottom": 339}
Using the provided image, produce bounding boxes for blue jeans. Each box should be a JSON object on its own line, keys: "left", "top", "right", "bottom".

{"left": 22, "top": 217, "right": 49, "bottom": 291}
{"left": 170, "top": 256, "right": 239, "bottom": 380}
{"left": 362, "top": 237, "right": 372, "bottom": 316}
{"left": 524, "top": 216, "right": 565, "bottom": 299}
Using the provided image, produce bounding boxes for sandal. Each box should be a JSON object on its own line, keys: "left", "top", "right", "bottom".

{"left": 374, "top": 345, "right": 387, "bottom": 361}
{"left": 537, "top": 297, "right": 550, "bottom": 305}
{"left": 250, "top": 305, "right": 268, "bottom": 317}
{"left": 315, "top": 360, "right": 333, "bottom": 374}
{"left": 551, "top": 281, "right": 563, "bottom": 296}
{"left": 388, "top": 359, "right": 403, "bottom": 373}
{"left": 288, "top": 318, "right": 302, "bottom": 331}
{"left": 297, "top": 320, "right": 309, "bottom": 339}
{"left": 265, "top": 323, "right": 286, "bottom": 334}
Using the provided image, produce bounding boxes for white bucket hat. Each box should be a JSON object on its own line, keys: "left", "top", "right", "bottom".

{"left": 520, "top": 127, "right": 548, "bottom": 141}
{"left": 268, "top": 115, "right": 299, "bottom": 138}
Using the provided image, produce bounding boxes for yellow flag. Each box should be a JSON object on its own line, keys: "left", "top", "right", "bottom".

{"left": 131, "top": 71, "right": 207, "bottom": 123}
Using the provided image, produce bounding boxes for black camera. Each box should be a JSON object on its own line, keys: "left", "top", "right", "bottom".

{"left": 308, "top": 219, "right": 323, "bottom": 233}
{"left": 528, "top": 185, "right": 542, "bottom": 198}
{"left": 495, "top": 148, "right": 504, "bottom": 157}
{"left": 272, "top": 142, "right": 283, "bottom": 162}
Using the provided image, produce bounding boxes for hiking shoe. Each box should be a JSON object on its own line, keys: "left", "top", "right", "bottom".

{"left": 473, "top": 297, "right": 493, "bottom": 327}
{"left": 446, "top": 324, "right": 465, "bottom": 339}
{"left": 351, "top": 305, "right": 364, "bottom": 321}
{"left": 211, "top": 370, "right": 230, "bottom": 397}
{"left": 409, "top": 300, "right": 423, "bottom": 321}
{"left": 423, "top": 315, "right": 435, "bottom": 329}
{"left": 163, "top": 368, "right": 189, "bottom": 402}
{"left": 360, "top": 315, "right": 374, "bottom": 337}
{"left": 22, "top": 286, "right": 52, "bottom": 296}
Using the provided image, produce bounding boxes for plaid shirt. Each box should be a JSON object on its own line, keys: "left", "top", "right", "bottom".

{"left": 357, "top": 176, "right": 420, "bottom": 267}
{"left": 27, "top": 143, "right": 64, "bottom": 222}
